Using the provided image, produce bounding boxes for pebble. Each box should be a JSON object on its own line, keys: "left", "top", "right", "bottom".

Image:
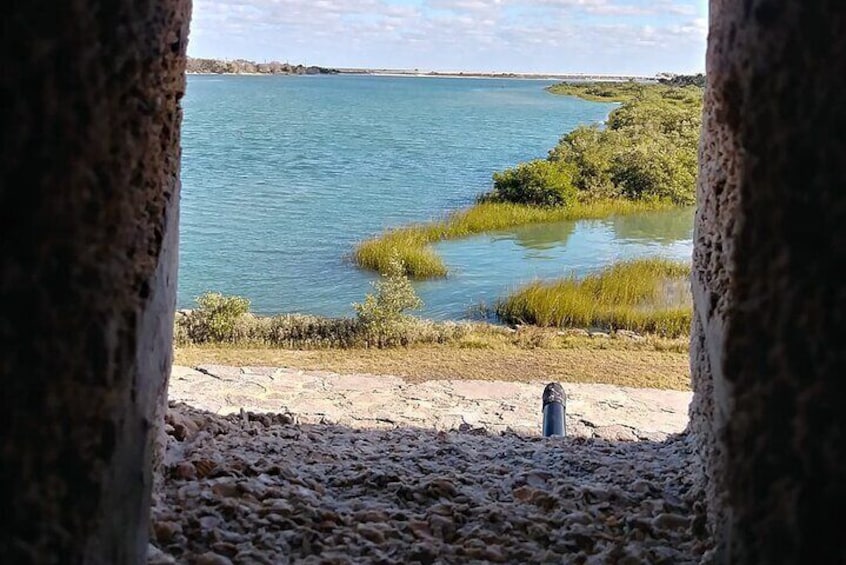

{"left": 147, "top": 544, "right": 176, "bottom": 565}
{"left": 653, "top": 512, "right": 691, "bottom": 531}
{"left": 152, "top": 520, "right": 181, "bottom": 543}
{"left": 194, "top": 551, "right": 233, "bottom": 565}
{"left": 149, "top": 404, "right": 711, "bottom": 564}
{"left": 615, "top": 329, "right": 646, "bottom": 341}
{"left": 173, "top": 461, "right": 196, "bottom": 480}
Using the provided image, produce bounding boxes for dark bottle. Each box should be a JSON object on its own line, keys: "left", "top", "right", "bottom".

{"left": 542, "top": 382, "right": 566, "bottom": 437}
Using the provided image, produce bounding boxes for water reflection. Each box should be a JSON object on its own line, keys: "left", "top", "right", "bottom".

{"left": 507, "top": 221, "right": 577, "bottom": 251}
{"left": 611, "top": 207, "right": 695, "bottom": 244}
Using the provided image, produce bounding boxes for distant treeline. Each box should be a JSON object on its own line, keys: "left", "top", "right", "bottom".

{"left": 657, "top": 73, "right": 706, "bottom": 88}
{"left": 186, "top": 57, "right": 339, "bottom": 75}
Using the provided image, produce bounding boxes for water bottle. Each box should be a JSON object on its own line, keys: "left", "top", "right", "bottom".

{"left": 542, "top": 382, "right": 566, "bottom": 437}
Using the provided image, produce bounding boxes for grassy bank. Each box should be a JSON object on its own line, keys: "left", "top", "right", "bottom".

{"left": 175, "top": 332, "right": 691, "bottom": 390}
{"left": 179, "top": 257, "right": 692, "bottom": 352}
{"left": 175, "top": 272, "right": 691, "bottom": 390}
{"left": 354, "top": 198, "right": 674, "bottom": 279}
{"left": 496, "top": 258, "right": 692, "bottom": 337}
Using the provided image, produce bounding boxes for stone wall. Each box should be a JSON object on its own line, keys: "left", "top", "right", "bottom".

{"left": 692, "top": 1, "right": 845, "bottom": 562}
{"left": 2, "top": 0, "right": 845, "bottom": 562}
{"left": 0, "top": 1, "right": 190, "bottom": 562}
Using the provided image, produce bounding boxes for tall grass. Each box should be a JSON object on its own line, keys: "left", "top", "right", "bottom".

{"left": 496, "top": 258, "right": 692, "bottom": 337}
{"left": 354, "top": 199, "right": 674, "bottom": 278}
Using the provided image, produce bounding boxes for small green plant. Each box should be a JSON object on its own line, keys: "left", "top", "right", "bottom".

{"left": 187, "top": 292, "right": 251, "bottom": 343}
{"left": 354, "top": 257, "right": 423, "bottom": 346}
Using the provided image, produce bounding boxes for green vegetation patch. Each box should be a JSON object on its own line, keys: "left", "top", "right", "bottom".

{"left": 177, "top": 265, "right": 470, "bottom": 349}
{"left": 548, "top": 81, "right": 702, "bottom": 205}
{"left": 496, "top": 258, "right": 692, "bottom": 337}
{"left": 483, "top": 159, "right": 578, "bottom": 207}
{"left": 546, "top": 81, "right": 650, "bottom": 102}
{"left": 354, "top": 80, "right": 702, "bottom": 279}
{"left": 353, "top": 199, "right": 672, "bottom": 279}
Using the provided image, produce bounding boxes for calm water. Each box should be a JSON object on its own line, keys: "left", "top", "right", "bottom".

{"left": 180, "top": 74, "right": 693, "bottom": 319}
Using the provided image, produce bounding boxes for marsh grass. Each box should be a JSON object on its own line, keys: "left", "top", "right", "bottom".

{"left": 495, "top": 258, "right": 692, "bottom": 337}
{"left": 353, "top": 199, "right": 673, "bottom": 278}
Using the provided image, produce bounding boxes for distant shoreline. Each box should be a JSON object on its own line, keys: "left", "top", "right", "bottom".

{"left": 187, "top": 70, "right": 657, "bottom": 83}
{"left": 336, "top": 69, "right": 656, "bottom": 82}
{"left": 184, "top": 57, "right": 658, "bottom": 82}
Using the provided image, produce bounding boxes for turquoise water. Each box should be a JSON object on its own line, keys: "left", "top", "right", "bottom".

{"left": 180, "top": 75, "right": 692, "bottom": 319}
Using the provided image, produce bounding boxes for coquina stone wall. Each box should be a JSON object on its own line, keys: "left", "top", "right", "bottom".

{"left": 691, "top": 1, "right": 845, "bottom": 562}
{"left": 0, "top": 1, "right": 190, "bottom": 562}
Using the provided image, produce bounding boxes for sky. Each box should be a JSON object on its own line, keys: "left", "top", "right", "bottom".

{"left": 188, "top": 0, "right": 707, "bottom": 75}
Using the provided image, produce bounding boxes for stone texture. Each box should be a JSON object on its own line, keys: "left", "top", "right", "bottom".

{"left": 693, "top": 1, "right": 846, "bottom": 561}
{"left": 170, "top": 365, "right": 692, "bottom": 438}
{"left": 0, "top": 2, "right": 191, "bottom": 562}
{"left": 149, "top": 404, "right": 711, "bottom": 564}
{"left": 4, "top": 0, "right": 844, "bottom": 562}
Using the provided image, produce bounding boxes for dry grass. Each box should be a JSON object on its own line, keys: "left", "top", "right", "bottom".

{"left": 174, "top": 334, "right": 691, "bottom": 391}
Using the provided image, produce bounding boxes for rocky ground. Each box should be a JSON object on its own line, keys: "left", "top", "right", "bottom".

{"left": 150, "top": 366, "right": 711, "bottom": 564}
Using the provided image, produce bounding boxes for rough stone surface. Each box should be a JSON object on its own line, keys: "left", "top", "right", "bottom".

{"left": 150, "top": 404, "right": 711, "bottom": 564}
{"left": 170, "top": 365, "right": 692, "bottom": 439}
{"left": 0, "top": 2, "right": 190, "bottom": 562}
{"left": 693, "top": 1, "right": 846, "bottom": 561}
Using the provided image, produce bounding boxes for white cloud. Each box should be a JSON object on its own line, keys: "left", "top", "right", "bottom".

{"left": 189, "top": 0, "right": 706, "bottom": 74}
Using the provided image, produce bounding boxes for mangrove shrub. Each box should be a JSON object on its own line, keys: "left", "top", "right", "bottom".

{"left": 485, "top": 160, "right": 578, "bottom": 207}
{"left": 547, "top": 83, "right": 702, "bottom": 206}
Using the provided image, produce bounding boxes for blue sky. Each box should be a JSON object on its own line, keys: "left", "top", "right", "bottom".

{"left": 188, "top": 0, "right": 707, "bottom": 75}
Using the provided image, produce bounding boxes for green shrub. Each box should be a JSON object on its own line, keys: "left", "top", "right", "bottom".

{"left": 606, "top": 90, "right": 701, "bottom": 141}
{"left": 546, "top": 81, "right": 646, "bottom": 102}
{"left": 486, "top": 160, "right": 578, "bottom": 207}
{"left": 354, "top": 257, "right": 424, "bottom": 346}
{"left": 548, "top": 127, "right": 617, "bottom": 198}
{"left": 610, "top": 135, "right": 697, "bottom": 204}
{"left": 235, "top": 314, "right": 363, "bottom": 348}
{"left": 546, "top": 82, "right": 702, "bottom": 206}
{"left": 185, "top": 292, "right": 251, "bottom": 343}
